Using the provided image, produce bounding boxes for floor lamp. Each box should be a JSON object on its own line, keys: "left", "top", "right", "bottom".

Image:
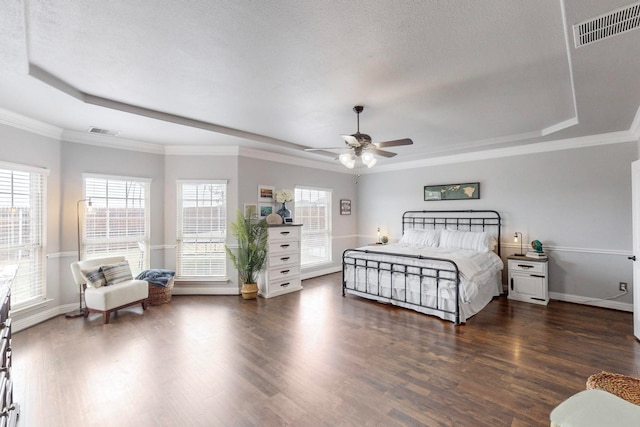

{"left": 65, "top": 198, "right": 91, "bottom": 318}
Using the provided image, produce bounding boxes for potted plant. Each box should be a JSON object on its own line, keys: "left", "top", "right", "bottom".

{"left": 225, "top": 209, "right": 268, "bottom": 299}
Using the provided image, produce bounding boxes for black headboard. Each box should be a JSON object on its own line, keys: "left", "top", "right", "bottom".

{"left": 402, "top": 210, "right": 502, "bottom": 255}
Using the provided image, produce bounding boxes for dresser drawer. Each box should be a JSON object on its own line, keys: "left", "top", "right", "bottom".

{"left": 269, "top": 253, "right": 299, "bottom": 268}
{"left": 267, "top": 277, "right": 302, "bottom": 293}
{"left": 508, "top": 259, "right": 546, "bottom": 275}
{"left": 268, "top": 227, "right": 300, "bottom": 241}
{"left": 269, "top": 265, "right": 300, "bottom": 282}
{"left": 269, "top": 240, "right": 299, "bottom": 255}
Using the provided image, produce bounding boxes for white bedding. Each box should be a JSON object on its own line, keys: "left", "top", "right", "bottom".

{"left": 343, "top": 243, "right": 504, "bottom": 322}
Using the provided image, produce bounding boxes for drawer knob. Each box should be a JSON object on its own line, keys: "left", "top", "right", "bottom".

{"left": 280, "top": 282, "right": 290, "bottom": 287}
{"left": 280, "top": 244, "right": 290, "bottom": 248}
{"left": 280, "top": 231, "right": 290, "bottom": 235}
{"left": 517, "top": 264, "right": 534, "bottom": 269}
{"left": 280, "top": 270, "right": 290, "bottom": 275}
{"left": 280, "top": 257, "right": 290, "bottom": 261}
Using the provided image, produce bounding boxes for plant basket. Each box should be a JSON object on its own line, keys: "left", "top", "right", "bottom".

{"left": 148, "top": 277, "right": 175, "bottom": 305}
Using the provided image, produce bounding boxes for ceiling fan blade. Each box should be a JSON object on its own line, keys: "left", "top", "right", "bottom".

{"left": 369, "top": 148, "right": 397, "bottom": 158}
{"left": 340, "top": 134, "right": 360, "bottom": 146}
{"left": 374, "top": 138, "right": 413, "bottom": 148}
{"left": 304, "top": 147, "right": 349, "bottom": 151}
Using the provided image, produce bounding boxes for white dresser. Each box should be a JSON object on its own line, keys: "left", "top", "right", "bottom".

{"left": 258, "top": 224, "right": 303, "bottom": 298}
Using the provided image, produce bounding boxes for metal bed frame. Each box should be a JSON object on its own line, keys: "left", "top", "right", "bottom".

{"left": 342, "top": 210, "right": 502, "bottom": 325}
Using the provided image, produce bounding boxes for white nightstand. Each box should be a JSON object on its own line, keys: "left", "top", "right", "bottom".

{"left": 507, "top": 255, "right": 549, "bottom": 305}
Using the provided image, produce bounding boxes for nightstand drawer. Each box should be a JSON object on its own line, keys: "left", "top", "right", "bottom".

{"left": 269, "top": 265, "right": 300, "bottom": 281}
{"left": 269, "top": 240, "right": 299, "bottom": 255}
{"left": 270, "top": 253, "right": 299, "bottom": 268}
{"left": 508, "top": 259, "right": 546, "bottom": 275}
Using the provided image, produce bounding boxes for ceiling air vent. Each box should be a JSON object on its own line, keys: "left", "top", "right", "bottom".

{"left": 88, "top": 127, "right": 119, "bottom": 136}
{"left": 573, "top": 1, "right": 640, "bottom": 47}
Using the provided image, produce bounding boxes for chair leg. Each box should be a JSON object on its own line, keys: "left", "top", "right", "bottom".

{"left": 103, "top": 311, "right": 110, "bottom": 324}
{"left": 142, "top": 300, "right": 148, "bottom": 310}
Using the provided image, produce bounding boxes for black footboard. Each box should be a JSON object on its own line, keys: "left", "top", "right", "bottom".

{"left": 342, "top": 249, "right": 462, "bottom": 324}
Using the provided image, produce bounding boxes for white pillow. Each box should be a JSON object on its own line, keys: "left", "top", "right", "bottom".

{"left": 439, "top": 229, "right": 493, "bottom": 252}
{"left": 399, "top": 228, "right": 440, "bottom": 247}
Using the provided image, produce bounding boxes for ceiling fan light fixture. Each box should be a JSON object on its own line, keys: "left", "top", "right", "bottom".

{"left": 339, "top": 152, "right": 355, "bottom": 169}
{"left": 361, "top": 151, "right": 376, "bottom": 168}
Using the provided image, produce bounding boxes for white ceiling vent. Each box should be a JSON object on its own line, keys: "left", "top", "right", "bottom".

{"left": 88, "top": 126, "right": 119, "bottom": 136}
{"left": 573, "top": 2, "right": 640, "bottom": 47}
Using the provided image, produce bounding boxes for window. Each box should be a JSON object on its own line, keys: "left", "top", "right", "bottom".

{"left": 0, "top": 163, "right": 47, "bottom": 307}
{"left": 294, "top": 186, "right": 332, "bottom": 266}
{"left": 176, "top": 181, "right": 227, "bottom": 278}
{"left": 83, "top": 175, "right": 150, "bottom": 276}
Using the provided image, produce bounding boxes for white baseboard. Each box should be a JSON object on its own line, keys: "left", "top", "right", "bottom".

{"left": 301, "top": 266, "right": 341, "bottom": 280}
{"left": 549, "top": 292, "right": 633, "bottom": 312}
{"left": 172, "top": 285, "right": 239, "bottom": 295}
{"left": 13, "top": 303, "right": 78, "bottom": 333}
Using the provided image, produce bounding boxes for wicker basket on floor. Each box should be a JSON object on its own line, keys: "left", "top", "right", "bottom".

{"left": 586, "top": 371, "right": 640, "bottom": 406}
{"left": 148, "top": 277, "right": 174, "bottom": 305}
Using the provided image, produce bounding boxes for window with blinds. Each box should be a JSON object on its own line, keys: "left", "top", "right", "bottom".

{"left": 83, "top": 175, "right": 150, "bottom": 276}
{"left": 0, "top": 165, "right": 46, "bottom": 307}
{"left": 176, "top": 181, "right": 227, "bottom": 278}
{"left": 294, "top": 186, "right": 332, "bottom": 266}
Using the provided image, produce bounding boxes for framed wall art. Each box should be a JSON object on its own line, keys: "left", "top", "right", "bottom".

{"left": 243, "top": 203, "right": 257, "bottom": 217}
{"left": 424, "top": 183, "right": 480, "bottom": 201}
{"left": 258, "top": 203, "right": 274, "bottom": 218}
{"left": 258, "top": 185, "right": 275, "bottom": 202}
{"left": 340, "top": 199, "right": 351, "bottom": 215}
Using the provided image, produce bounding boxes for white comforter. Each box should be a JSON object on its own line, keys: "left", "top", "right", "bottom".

{"left": 344, "top": 243, "right": 504, "bottom": 303}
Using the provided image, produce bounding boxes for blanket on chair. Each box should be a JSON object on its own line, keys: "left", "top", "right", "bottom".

{"left": 136, "top": 269, "right": 175, "bottom": 287}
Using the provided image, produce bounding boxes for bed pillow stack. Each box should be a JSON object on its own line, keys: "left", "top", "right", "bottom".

{"left": 399, "top": 228, "right": 496, "bottom": 252}
{"left": 399, "top": 228, "right": 440, "bottom": 247}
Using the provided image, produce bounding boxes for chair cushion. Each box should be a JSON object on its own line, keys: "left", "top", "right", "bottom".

{"left": 101, "top": 261, "right": 133, "bottom": 285}
{"left": 84, "top": 279, "right": 149, "bottom": 311}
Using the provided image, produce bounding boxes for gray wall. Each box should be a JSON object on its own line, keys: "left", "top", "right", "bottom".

{"left": 356, "top": 141, "right": 637, "bottom": 307}
{"left": 238, "top": 156, "right": 358, "bottom": 277}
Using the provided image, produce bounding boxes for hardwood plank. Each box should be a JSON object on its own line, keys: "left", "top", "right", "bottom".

{"left": 11, "top": 273, "right": 640, "bottom": 426}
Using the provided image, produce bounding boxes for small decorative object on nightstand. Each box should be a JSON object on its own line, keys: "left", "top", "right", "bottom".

{"left": 508, "top": 255, "right": 549, "bottom": 305}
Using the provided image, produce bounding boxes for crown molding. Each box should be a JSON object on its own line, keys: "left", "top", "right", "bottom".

{"left": 61, "top": 129, "right": 165, "bottom": 154}
{"left": 0, "top": 107, "right": 62, "bottom": 140}
{"left": 164, "top": 145, "right": 240, "bottom": 156}
{"left": 237, "top": 147, "right": 350, "bottom": 174}
{"left": 373, "top": 130, "right": 637, "bottom": 173}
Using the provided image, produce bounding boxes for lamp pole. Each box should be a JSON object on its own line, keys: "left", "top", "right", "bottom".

{"left": 65, "top": 198, "right": 91, "bottom": 318}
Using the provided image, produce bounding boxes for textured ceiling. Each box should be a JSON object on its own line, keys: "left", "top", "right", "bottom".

{"left": 1, "top": 0, "right": 639, "bottom": 166}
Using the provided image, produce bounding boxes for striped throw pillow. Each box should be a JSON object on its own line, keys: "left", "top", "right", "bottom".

{"left": 81, "top": 267, "right": 107, "bottom": 288}
{"left": 101, "top": 261, "right": 133, "bottom": 285}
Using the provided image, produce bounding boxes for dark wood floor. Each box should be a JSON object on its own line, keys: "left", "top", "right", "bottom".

{"left": 12, "top": 273, "right": 640, "bottom": 427}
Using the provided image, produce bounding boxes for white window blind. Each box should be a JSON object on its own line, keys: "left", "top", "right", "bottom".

{"left": 83, "top": 175, "right": 150, "bottom": 276}
{"left": 0, "top": 166, "right": 46, "bottom": 307}
{"left": 294, "top": 187, "right": 332, "bottom": 266}
{"left": 176, "top": 181, "right": 227, "bottom": 278}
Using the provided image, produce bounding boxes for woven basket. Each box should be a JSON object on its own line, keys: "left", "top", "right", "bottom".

{"left": 586, "top": 371, "right": 640, "bottom": 406}
{"left": 148, "top": 277, "right": 174, "bottom": 305}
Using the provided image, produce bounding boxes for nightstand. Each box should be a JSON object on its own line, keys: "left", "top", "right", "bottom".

{"left": 507, "top": 255, "right": 549, "bottom": 305}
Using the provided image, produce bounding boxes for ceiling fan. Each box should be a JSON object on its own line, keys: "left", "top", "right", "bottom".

{"left": 307, "top": 106, "right": 413, "bottom": 169}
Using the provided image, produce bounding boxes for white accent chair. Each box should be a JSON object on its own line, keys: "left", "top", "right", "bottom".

{"left": 70, "top": 256, "right": 149, "bottom": 324}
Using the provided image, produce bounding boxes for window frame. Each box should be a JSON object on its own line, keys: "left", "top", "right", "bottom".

{"left": 0, "top": 161, "right": 48, "bottom": 309}
{"left": 294, "top": 185, "right": 332, "bottom": 267}
{"left": 82, "top": 174, "right": 151, "bottom": 276}
{"left": 176, "top": 180, "right": 228, "bottom": 280}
